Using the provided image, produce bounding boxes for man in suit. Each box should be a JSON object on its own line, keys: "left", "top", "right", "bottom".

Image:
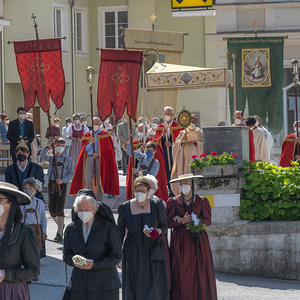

{"left": 5, "top": 139, "right": 44, "bottom": 200}
{"left": 7, "top": 107, "right": 35, "bottom": 163}
{"left": 117, "top": 116, "right": 130, "bottom": 175}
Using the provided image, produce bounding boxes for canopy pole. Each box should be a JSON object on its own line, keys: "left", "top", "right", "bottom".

{"left": 232, "top": 54, "right": 236, "bottom": 126}
{"left": 225, "top": 51, "right": 230, "bottom": 126}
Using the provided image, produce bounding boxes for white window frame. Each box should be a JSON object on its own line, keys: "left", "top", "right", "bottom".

{"left": 74, "top": 7, "right": 88, "bottom": 55}
{"left": 53, "top": 3, "right": 69, "bottom": 53}
{"left": 98, "top": 5, "right": 128, "bottom": 49}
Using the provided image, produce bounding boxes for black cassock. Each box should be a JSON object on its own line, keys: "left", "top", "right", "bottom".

{"left": 118, "top": 199, "right": 169, "bottom": 300}
{"left": 63, "top": 204, "right": 122, "bottom": 300}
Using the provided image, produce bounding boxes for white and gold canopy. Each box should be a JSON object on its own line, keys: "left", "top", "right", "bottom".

{"left": 146, "top": 62, "right": 226, "bottom": 91}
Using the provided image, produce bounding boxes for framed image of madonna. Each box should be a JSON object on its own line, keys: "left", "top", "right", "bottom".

{"left": 242, "top": 48, "right": 271, "bottom": 88}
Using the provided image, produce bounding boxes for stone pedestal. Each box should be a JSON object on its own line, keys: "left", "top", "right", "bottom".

{"left": 202, "top": 126, "right": 249, "bottom": 171}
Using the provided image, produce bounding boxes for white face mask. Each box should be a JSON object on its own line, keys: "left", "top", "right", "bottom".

{"left": 151, "top": 123, "right": 158, "bottom": 129}
{"left": 74, "top": 120, "right": 80, "bottom": 124}
{"left": 148, "top": 189, "right": 155, "bottom": 198}
{"left": 78, "top": 211, "right": 94, "bottom": 223}
{"left": 255, "top": 121, "right": 259, "bottom": 127}
{"left": 56, "top": 146, "right": 64, "bottom": 154}
{"left": 0, "top": 203, "right": 10, "bottom": 217}
{"left": 235, "top": 119, "right": 242, "bottom": 125}
{"left": 138, "top": 132, "right": 144, "bottom": 138}
{"left": 135, "top": 192, "right": 147, "bottom": 202}
{"left": 105, "top": 119, "right": 109, "bottom": 124}
{"left": 294, "top": 127, "right": 300, "bottom": 133}
{"left": 6, "top": 120, "right": 9, "bottom": 125}
{"left": 165, "top": 115, "right": 171, "bottom": 122}
{"left": 24, "top": 189, "right": 35, "bottom": 199}
{"left": 19, "top": 114, "right": 25, "bottom": 120}
{"left": 189, "top": 123, "right": 195, "bottom": 130}
{"left": 55, "top": 123, "right": 60, "bottom": 128}
{"left": 180, "top": 184, "right": 191, "bottom": 195}
{"left": 93, "top": 125, "right": 99, "bottom": 132}
{"left": 82, "top": 121, "right": 87, "bottom": 125}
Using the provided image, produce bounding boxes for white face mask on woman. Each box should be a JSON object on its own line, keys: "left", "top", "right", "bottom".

{"left": 180, "top": 184, "right": 191, "bottom": 195}
{"left": 78, "top": 211, "right": 93, "bottom": 223}
{"left": 135, "top": 192, "right": 147, "bottom": 203}
{"left": 148, "top": 189, "right": 155, "bottom": 198}
{"left": 151, "top": 123, "right": 158, "bottom": 129}
{"left": 0, "top": 203, "right": 10, "bottom": 217}
{"left": 74, "top": 120, "right": 80, "bottom": 124}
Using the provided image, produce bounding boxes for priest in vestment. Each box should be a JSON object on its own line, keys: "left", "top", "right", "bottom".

{"left": 245, "top": 116, "right": 268, "bottom": 162}
{"left": 231, "top": 110, "right": 255, "bottom": 163}
{"left": 69, "top": 117, "right": 119, "bottom": 201}
{"left": 126, "top": 124, "right": 168, "bottom": 202}
{"left": 156, "top": 106, "right": 182, "bottom": 196}
{"left": 171, "top": 114, "right": 203, "bottom": 195}
{"left": 279, "top": 121, "right": 300, "bottom": 167}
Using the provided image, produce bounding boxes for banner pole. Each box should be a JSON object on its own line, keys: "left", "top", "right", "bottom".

{"left": 142, "top": 54, "right": 146, "bottom": 147}
{"left": 31, "top": 13, "right": 61, "bottom": 195}
{"left": 232, "top": 54, "right": 237, "bottom": 126}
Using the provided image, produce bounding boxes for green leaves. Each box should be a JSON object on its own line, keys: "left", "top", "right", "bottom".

{"left": 241, "top": 161, "right": 300, "bottom": 222}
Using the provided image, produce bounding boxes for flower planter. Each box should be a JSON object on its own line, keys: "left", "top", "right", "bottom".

{"left": 192, "top": 165, "right": 238, "bottom": 178}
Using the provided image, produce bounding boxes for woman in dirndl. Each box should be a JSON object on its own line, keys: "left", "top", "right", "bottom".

{"left": 67, "top": 113, "right": 89, "bottom": 169}
{"left": 0, "top": 182, "right": 40, "bottom": 299}
{"left": 167, "top": 173, "right": 217, "bottom": 300}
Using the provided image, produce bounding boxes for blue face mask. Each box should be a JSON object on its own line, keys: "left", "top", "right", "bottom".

{"left": 146, "top": 151, "right": 153, "bottom": 158}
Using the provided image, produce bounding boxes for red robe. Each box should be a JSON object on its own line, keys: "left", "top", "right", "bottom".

{"left": 126, "top": 137, "right": 168, "bottom": 202}
{"left": 230, "top": 124, "right": 255, "bottom": 163}
{"left": 69, "top": 131, "right": 119, "bottom": 196}
{"left": 155, "top": 121, "right": 182, "bottom": 146}
{"left": 279, "top": 133, "right": 297, "bottom": 167}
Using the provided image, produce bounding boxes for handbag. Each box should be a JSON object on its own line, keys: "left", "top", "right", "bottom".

{"left": 150, "top": 238, "right": 165, "bottom": 261}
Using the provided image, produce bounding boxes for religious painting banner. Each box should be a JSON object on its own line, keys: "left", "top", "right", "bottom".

{"left": 14, "top": 38, "right": 65, "bottom": 113}
{"left": 97, "top": 49, "right": 143, "bottom": 123}
{"left": 124, "top": 28, "right": 185, "bottom": 52}
{"left": 227, "top": 37, "right": 284, "bottom": 135}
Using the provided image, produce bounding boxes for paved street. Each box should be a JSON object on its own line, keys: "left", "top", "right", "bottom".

{"left": 1, "top": 171, "right": 300, "bottom": 299}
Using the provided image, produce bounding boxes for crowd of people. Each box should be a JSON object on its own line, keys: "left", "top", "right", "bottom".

{"left": 1, "top": 103, "right": 299, "bottom": 300}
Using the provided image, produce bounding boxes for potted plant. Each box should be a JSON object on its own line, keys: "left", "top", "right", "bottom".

{"left": 189, "top": 152, "right": 238, "bottom": 178}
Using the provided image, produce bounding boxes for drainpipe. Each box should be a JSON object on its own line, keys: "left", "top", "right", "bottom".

{"left": 1, "top": 29, "right": 5, "bottom": 113}
{"left": 70, "top": 0, "right": 76, "bottom": 113}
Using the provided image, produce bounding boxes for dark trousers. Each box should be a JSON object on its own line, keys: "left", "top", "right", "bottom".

{"left": 48, "top": 181, "right": 67, "bottom": 217}
{"left": 121, "top": 148, "right": 129, "bottom": 174}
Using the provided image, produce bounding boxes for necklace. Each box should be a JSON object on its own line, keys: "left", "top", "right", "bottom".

{"left": 136, "top": 200, "right": 147, "bottom": 209}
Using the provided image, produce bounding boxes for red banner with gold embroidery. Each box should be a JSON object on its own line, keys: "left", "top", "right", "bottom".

{"left": 14, "top": 38, "right": 65, "bottom": 113}
{"left": 97, "top": 49, "right": 143, "bottom": 123}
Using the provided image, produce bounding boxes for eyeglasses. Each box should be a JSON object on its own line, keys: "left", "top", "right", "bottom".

{"left": 0, "top": 197, "right": 9, "bottom": 204}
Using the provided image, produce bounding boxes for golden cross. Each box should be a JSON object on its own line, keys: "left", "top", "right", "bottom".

{"left": 151, "top": 14, "right": 156, "bottom": 22}
{"left": 30, "top": 57, "right": 51, "bottom": 85}
{"left": 111, "top": 66, "right": 130, "bottom": 96}
{"left": 253, "top": 21, "right": 258, "bottom": 32}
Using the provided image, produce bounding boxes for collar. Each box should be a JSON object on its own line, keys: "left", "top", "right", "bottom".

{"left": 90, "top": 129, "right": 101, "bottom": 135}
{"left": 17, "top": 160, "right": 28, "bottom": 172}
{"left": 165, "top": 120, "right": 174, "bottom": 127}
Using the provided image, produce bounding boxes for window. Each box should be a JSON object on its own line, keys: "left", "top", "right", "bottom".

{"left": 74, "top": 8, "right": 88, "bottom": 53}
{"left": 98, "top": 6, "right": 128, "bottom": 49}
{"left": 53, "top": 4, "right": 69, "bottom": 52}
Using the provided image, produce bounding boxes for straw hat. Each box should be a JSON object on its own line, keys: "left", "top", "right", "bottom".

{"left": 169, "top": 173, "right": 203, "bottom": 184}
{"left": 15, "top": 139, "right": 29, "bottom": 152}
{"left": 0, "top": 182, "right": 31, "bottom": 205}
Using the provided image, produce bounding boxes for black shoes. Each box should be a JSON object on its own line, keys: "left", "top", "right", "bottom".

{"left": 54, "top": 232, "right": 63, "bottom": 243}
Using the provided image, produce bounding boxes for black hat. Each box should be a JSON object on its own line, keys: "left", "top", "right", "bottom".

{"left": 77, "top": 189, "right": 96, "bottom": 200}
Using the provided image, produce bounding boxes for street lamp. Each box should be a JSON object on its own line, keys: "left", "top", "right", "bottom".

{"left": 291, "top": 58, "right": 298, "bottom": 77}
{"left": 86, "top": 65, "right": 96, "bottom": 185}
